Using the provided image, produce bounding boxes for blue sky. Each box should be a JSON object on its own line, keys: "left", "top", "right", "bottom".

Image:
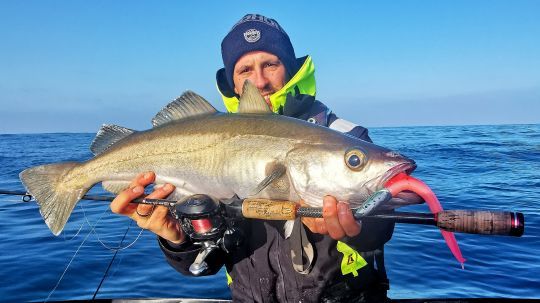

{"left": 1, "top": 1, "right": 539, "bottom": 133}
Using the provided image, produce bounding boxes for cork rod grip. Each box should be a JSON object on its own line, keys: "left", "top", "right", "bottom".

{"left": 242, "top": 198, "right": 298, "bottom": 220}
{"left": 436, "top": 210, "right": 524, "bottom": 236}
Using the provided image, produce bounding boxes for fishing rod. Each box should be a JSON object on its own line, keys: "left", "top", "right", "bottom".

{"left": 1, "top": 189, "right": 525, "bottom": 275}
{"left": 0, "top": 189, "right": 525, "bottom": 237}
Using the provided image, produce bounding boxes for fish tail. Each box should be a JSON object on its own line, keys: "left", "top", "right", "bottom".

{"left": 19, "top": 162, "right": 91, "bottom": 236}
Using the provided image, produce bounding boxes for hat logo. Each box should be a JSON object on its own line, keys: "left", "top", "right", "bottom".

{"left": 244, "top": 29, "right": 261, "bottom": 43}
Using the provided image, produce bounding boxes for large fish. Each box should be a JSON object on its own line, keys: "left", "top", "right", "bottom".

{"left": 20, "top": 82, "right": 416, "bottom": 236}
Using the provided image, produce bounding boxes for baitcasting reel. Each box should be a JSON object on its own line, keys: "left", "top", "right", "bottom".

{"left": 172, "top": 194, "right": 243, "bottom": 276}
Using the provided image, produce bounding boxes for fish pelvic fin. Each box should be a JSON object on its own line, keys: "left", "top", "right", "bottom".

{"left": 19, "top": 162, "right": 91, "bottom": 236}
{"left": 238, "top": 80, "right": 273, "bottom": 114}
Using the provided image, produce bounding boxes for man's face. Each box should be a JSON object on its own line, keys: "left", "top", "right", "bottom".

{"left": 233, "top": 51, "right": 288, "bottom": 109}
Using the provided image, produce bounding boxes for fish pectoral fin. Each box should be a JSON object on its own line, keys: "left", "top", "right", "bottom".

{"left": 250, "top": 163, "right": 287, "bottom": 196}
{"left": 238, "top": 80, "right": 273, "bottom": 114}
{"left": 152, "top": 91, "right": 217, "bottom": 127}
{"left": 101, "top": 181, "right": 131, "bottom": 194}
{"left": 90, "top": 124, "right": 135, "bottom": 155}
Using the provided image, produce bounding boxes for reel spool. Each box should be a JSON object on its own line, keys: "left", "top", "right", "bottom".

{"left": 173, "top": 194, "right": 242, "bottom": 275}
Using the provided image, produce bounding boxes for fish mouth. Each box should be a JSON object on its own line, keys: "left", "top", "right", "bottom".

{"left": 380, "top": 161, "right": 417, "bottom": 187}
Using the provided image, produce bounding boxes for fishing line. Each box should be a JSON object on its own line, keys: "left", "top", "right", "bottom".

{"left": 62, "top": 204, "right": 86, "bottom": 241}
{"left": 37, "top": 196, "right": 143, "bottom": 301}
{"left": 0, "top": 199, "right": 27, "bottom": 203}
{"left": 78, "top": 200, "right": 145, "bottom": 299}
{"left": 0, "top": 192, "right": 34, "bottom": 204}
{"left": 61, "top": 222, "right": 85, "bottom": 241}
{"left": 92, "top": 220, "right": 133, "bottom": 300}
{"left": 80, "top": 202, "right": 145, "bottom": 251}
{"left": 0, "top": 193, "right": 84, "bottom": 240}
{"left": 44, "top": 231, "right": 92, "bottom": 302}
{"left": 0, "top": 189, "right": 144, "bottom": 250}
{"left": 44, "top": 205, "right": 109, "bottom": 303}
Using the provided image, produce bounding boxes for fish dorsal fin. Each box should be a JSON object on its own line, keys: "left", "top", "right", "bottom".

{"left": 238, "top": 80, "right": 273, "bottom": 114}
{"left": 90, "top": 124, "right": 135, "bottom": 155}
{"left": 152, "top": 91, "right": 217, "bottom": 127}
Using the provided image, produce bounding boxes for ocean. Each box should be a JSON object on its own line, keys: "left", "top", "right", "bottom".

{"left": 0, "top": 124, "right": 539, "bottom": 302}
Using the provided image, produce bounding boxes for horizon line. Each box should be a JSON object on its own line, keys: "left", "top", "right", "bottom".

{"left": 1, "top": 122, "right": 538, "bottom": 136}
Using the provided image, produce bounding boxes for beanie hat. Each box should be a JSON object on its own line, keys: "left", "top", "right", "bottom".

{"left": 221, "top": 14, "right": 298, "bottom": 89}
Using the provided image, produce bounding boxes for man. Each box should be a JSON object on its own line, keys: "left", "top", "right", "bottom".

{"left": 111, "top": 14, "right": 394, "bottom": 302}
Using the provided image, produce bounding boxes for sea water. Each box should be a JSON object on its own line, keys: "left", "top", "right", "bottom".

{"left": 0, "top": 124, "right": 538, "bottom": 301}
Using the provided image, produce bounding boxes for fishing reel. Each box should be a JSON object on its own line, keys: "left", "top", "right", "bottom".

{"left": 173, "top": 194, "right": 243, "bottom": 276}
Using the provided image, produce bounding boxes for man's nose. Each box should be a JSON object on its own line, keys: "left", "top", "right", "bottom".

{"left": 252, "top": 68, "right": 270, "bottom": 90}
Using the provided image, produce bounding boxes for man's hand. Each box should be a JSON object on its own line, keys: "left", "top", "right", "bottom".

{"left": 110, "top": 171, "right": 185, "bottom": 244}
{"left": 302, "top": 196, "right": 361, "bottom": 240}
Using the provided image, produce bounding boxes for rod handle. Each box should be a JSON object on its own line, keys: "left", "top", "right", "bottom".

{"left": 242, "top": 198, "right": 297, "bottom": 220}
{"left": 436, "top": 210, "right": 524, "bottom": 236}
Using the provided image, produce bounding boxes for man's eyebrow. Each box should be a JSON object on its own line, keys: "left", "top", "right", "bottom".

{"left": 235, "top": 64, "right": 252, "bottom": 72}
{"left": 263, "top": 59, "right": 282, "bottom": 64}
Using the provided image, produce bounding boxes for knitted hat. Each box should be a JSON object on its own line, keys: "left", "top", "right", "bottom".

{"left": 221, "top": 14, "right": 297, "bottom": 89}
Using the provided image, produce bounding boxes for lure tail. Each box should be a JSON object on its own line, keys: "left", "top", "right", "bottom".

{"left": 385, "top": 173, "right": 466, "bottom": 268}
{"left": 19, "top": 162, "right": 91, "bottom": 236}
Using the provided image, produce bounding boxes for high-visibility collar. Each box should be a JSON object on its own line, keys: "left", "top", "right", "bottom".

{"left": 220, "top": 56, "right": 316, "bottom": 113}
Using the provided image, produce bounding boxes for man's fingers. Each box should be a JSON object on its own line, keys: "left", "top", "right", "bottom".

{"left": 151, "top": 204, "right": 170, "bottom": 219}
{"left": 302, "top": 217, "right": 328, "bottom": 235}
{"left": 135, "top": 183, "right": 175, "bottom": 230}
{"left": 109, "top": 173, "right": 184, "bottom": 243}
{"left": 323, "top": 196, "right": 345, "bottom": 240}
{"left": 148, "top": 183, "right": 175, "bottom": 199}
{"left": 135, "top": 183, "right": 175, "bottom": 216}
{"left": 111, "top": 171, "right": 155, "bottom": 217}
{"left": 337, "top": 202, "right": 361, "bottom": 237}
{"left": 111, "top": 185, "right": 144, "bottom": 215}
{"left": 314, "top": 218, "right": 328, "bottom": 234}
{"left": 130, "top": 171, "right": 155, "bottom": 188}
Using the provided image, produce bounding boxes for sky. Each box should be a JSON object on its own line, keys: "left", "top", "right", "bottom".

{"left": 0, "top": 1, "right": 539, "bottom": 133}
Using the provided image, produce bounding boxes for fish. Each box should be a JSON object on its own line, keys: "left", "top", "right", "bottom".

{"left": 19, "top": 81, "right": 416, "bottom": 236}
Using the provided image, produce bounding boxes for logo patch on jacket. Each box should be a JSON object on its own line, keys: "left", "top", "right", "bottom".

{"left": 336, "top": 241, "right": 368, "bottom": 277}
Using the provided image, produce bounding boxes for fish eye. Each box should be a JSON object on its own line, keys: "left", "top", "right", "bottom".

{"left": 345, "top": 149, "right": 366, "bottom": 171}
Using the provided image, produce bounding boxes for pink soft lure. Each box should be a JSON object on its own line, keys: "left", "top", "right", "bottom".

{"left": 385, "top": 173, "right": 466, "bottom": 268}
